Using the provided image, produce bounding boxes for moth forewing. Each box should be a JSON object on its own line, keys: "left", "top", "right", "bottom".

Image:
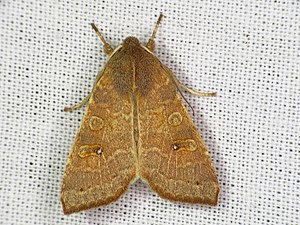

{"left": 136, "top": 50, "right": 219, "bottom": 205}
{"left": 60, "top": 44, "right": 138, "bottom": 215}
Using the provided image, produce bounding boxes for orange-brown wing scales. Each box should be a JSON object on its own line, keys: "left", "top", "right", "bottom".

{"left": 61, "top": 69, "right": 137, "bottom": 214}
{"left": 138, "top": 66, "right": 219, "bottom": 205}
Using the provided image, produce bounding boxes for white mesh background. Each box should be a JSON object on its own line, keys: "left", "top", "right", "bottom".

{"left": 0, "top": 0, "right": 299, "bottom": 224}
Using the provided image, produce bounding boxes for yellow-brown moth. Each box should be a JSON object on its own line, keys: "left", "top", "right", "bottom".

{"left": 61, "top": 13, "right": 220, "bottom": 215}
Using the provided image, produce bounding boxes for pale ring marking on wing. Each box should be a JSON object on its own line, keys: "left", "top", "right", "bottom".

{"left": 89, "top": 116, "right": 104, "bottom": 131}
{"left": 168, "top": 112, "right": 183, "bottom": 126}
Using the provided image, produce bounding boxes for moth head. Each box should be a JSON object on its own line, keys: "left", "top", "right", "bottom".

{"left": 123, "top": 36, "right": 140, "bottom": 46}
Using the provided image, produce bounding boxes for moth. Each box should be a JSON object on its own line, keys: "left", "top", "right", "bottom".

{"left": 61, "top": 13, "right": 220, "bottom": 215}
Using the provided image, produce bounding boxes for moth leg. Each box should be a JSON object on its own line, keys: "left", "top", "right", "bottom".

{"left": 172, "top": 74, "right": 217, "bottom": 97}
{"left": 64, "top": 93, "right": 91, "bottom": 112}
{"left": 64, "top": 70, "right": 103, "bottom": 112}
{"left": 178, "top": 82, "right": 217, "bottom": 97}
{"left": 91, "top": 23, "right": 114, "bottom": 55}
{"left": 176, "top": 86, "right": 196, "bottom": 116}
{"left": 173, "top": 80, "right": 215, "bottom": 116}
{"left": 146, "top": 13, "right": 164, "bottom": 51}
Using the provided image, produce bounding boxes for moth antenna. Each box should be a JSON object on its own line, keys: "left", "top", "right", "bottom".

{"left": 91, "top": 23, "right": 114, "bottom": 55}
{"left": 146, "top": 13, "right": 164, "bottom": 51}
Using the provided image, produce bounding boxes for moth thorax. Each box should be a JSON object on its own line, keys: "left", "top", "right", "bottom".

{"left": 123, "top": 36, "right": 140, "bottom": 46}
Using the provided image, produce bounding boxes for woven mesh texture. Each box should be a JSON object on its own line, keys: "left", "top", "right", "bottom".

{"left": 0, "top": 0, "right": 299, "bottom": 224}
